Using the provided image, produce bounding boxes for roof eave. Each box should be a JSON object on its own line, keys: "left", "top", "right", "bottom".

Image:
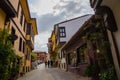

{"left": 0, "top": 0, "right": 17, "bottom": 18}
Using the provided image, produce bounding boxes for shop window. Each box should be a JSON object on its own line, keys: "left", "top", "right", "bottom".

{"left": 68, "top": 52, "right": 75, "bottom": 66}
{"left": 77, "top": 44, "right": 87, "bottom": 64}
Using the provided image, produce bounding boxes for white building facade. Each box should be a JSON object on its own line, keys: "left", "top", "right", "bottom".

{"left": 54, "top": 14, "right": 93, "bottom": 70}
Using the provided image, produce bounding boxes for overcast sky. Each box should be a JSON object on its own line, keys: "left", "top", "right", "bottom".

{"left": 28, "top": 0, "right": 94, "bottom": 52}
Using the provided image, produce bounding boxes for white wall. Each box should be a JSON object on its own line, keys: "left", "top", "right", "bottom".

{"left": 58, "top": 14, "right": 92, "bottom": 42}
{"left": 56, "top": 14, "right": 92, "bottom": 70}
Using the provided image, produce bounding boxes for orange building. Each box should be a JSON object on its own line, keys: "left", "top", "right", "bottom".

{"left": 34, "top": 51, "right": 47, "bottom": 63}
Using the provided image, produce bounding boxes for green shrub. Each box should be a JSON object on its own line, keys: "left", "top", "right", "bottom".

{"left": 0, "top": 29, "right": 19, "bottom": 80}
{"left": 84, "top": 64, "right": 97, "bottom": 77}
{"left": 99, "top": 66, "right": 118, "bottom": 80}
{"left": 31, "top": 52, "right": 37, "bottom": 62}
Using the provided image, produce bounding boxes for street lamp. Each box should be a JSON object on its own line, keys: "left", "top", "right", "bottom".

{"left": 96, "top": 49, "right": 100, "bottom": 53}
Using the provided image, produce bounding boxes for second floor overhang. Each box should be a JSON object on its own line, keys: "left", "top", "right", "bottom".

{"left": 26, "top": 34, "right": 34, "bottom": 50}
{"left": 0, "top": 0, "right": 17, "bottom": 18}
{"left": 20, "top": 0, "right": 38, "bottom": 35}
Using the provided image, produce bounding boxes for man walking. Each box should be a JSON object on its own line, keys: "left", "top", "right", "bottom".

{"left": 47, "top": 60, "right": 50, "bottom": 68}
{"left": 45, "top": 61, "right": 47, "bottom": 68}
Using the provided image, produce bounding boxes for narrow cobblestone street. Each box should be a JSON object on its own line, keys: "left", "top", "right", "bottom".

{"left": 17, "top": 63, "right": 89, "bottom": 80}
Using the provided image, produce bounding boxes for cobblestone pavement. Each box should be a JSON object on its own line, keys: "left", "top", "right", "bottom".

{"left": 17, "top": 63, "right": 89, "bottom": 80}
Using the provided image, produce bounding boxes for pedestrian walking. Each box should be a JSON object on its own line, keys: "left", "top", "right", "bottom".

{"left": 45, "top": 61, "right": 47, "bottom": 68}
{"left": 48, "top": 60, "right": 50, "bottom": 68}
{"left": 50, "top": 60, "right": 53, "bottom": 67}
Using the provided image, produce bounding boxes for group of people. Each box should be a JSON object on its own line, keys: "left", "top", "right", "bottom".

{"left": 45, "top": 60, "right": 53, "bottom": 68}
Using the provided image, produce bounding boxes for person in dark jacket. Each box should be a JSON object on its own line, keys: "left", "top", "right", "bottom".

{"left": 47, "top": 60, "right": 50, "bottom": 68}
{"left": 45, "top": 61, "right": 47, "bottom": 68}
{"left": 51, "top": 60, "right": 53, "bottom": 67}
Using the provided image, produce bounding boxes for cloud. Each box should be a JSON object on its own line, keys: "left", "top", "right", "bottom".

{"left": 28, "top": 0, "right": 60, "bottom": 15}
{"left": 28, "top": 0, "right": 94, "bottom": 52}
{"left": 37, "top": 13, "right": 65, "bottom": 33}
{"left": 29, "top": 0, "right": 94, "bottom": 34}
{"left": 41, "top": 45, "right": 47, "bottom": 48}
{"left": 34, "top": 32, "right": 50, "bottom": 51}
{"left": 28, "top": 4, "right": 38, "bottom": 13}
{"left": 53, "top": 0, "right": 94, "bottom": 18}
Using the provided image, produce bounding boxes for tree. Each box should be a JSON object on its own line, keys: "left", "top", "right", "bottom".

{"left": 0, "top": 29, "right": 19, "bottom": 80}
{"left": 31, "top": 52, "right": 37, "bottom": 62}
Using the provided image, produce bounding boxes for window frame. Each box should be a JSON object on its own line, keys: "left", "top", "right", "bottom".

{"left": 20, "top": 9, "right": 23, "bottom": 25}
{"left": 19, "top": 37, "right": 22, "bottom": 51}
{"left": 11, "top": 27, "right": 15, "bottom": 45}
{"left": 77, "top": 44, "right": 87, "bottom": 64}
{"left": 23, "top": 19, "right": 26, "bottom": 32}
{"left": 59, "top": 27, "right": 66, "bottom": 37}
{"left": 23, "top": 41, "right": 25, "bottom": 53}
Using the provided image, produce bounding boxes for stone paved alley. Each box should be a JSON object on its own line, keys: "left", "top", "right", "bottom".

{"left": 17, "top": 63, "right": 89, "bottom": 80}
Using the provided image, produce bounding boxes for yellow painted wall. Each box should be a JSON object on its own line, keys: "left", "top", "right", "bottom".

{"left": 0, "top": 8, "right": 6, "bottom": 29}
{"left": 25, "top": 45, "right": 31, "bottom": 67}
{"left": 26, "top": 60, "right": 30, "bottom": 67}
{"left": 51, "top": 32, "right": 56, "bottom": 51}
{"left": 9, "top": 0, "right": 19, "bottom": 12}
{"left": 8, "top": 0, "right": 36, "bottom": 73}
